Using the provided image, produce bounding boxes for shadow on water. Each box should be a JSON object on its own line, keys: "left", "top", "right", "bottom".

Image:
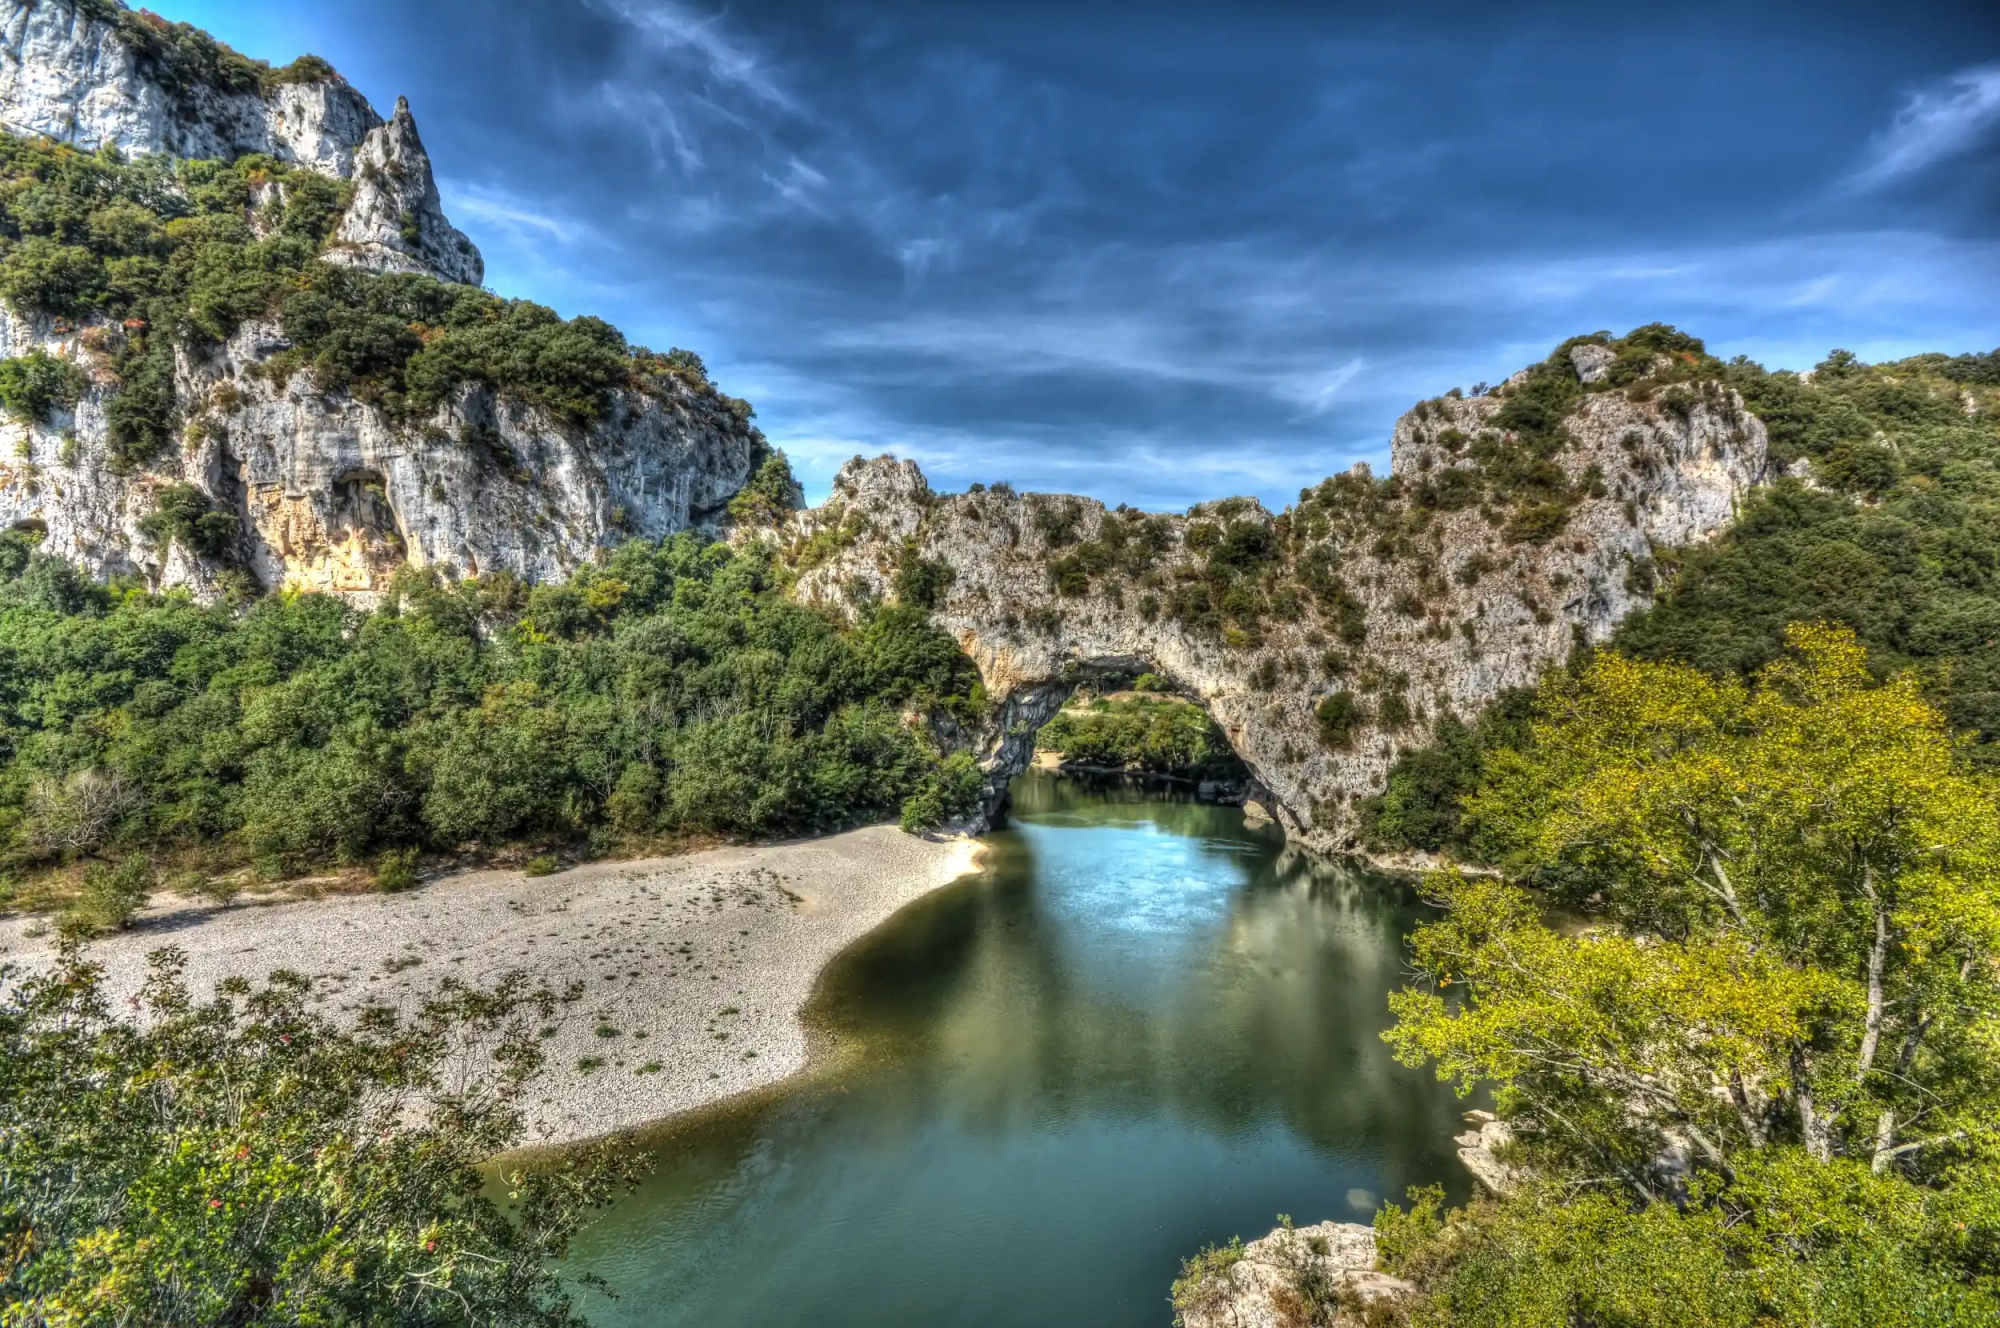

{"left": 565, "top": 772, "right": 1471, "bottom": 1328}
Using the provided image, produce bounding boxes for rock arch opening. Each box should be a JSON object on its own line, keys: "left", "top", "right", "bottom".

{"left": 973, "top": 655, "right": 1273, "bottom": 829}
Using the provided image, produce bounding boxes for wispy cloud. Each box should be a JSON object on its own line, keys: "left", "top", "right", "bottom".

{"left": 1848, "top": 63, "right": 2000, "bottom": 191}
{"left": 445, "top": 182, "right": 592, "bottom": 245}
{"left": 584, "top": 0, "right": 793, "bottom": 109}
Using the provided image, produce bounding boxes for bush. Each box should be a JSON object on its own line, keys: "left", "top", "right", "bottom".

{"left": 524, "top": 855, "right": 558, "bottom": 877}
{"left": 374, "top": 847, "right": 417, "bottom": 891}
{"left": 1315, "top": 690, "right": 1365, "bottom": 750}
{"left": 899, "top": 751, "right": 984, "bottom": 832}
{"left": 136, "top": 483, "right": 237, "bottom": 559}
{"left": 0, "top": 350, "right": 85, "bottom": 423}
{"left": 894, "top": 547, "right": 956, "bottom": 610}
{"left": 62, "top": 856, "right": 153, "bottom": 935}
{"left": 0, "top": 237, "right": 106, "bottom": 317}
{"left": 727, "top": 452, "right": 799, "bottom": 524}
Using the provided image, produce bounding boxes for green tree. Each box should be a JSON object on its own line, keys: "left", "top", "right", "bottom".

{"left": 1374, "top": 624, "right": 2000, "bottom": 1323}
{"left": 0, "top": 944, "right": 642, "bottom": 1325}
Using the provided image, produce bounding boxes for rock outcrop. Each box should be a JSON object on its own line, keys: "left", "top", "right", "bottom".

{"left": 0, "top": 310, "right": 764, "bottom": 602}
{"left": 0, "top": 2, "right": 761, "bottom": 600}
{"left": 1455, "top": 1110, "right": 1520, "bottom": 1195}
{"left": 773, "top": 363, "right": 1767, "bottom": 849}
{"left": 0, "top": 0, "right": 480, "bottom": 284}
{"left": 1177, "top": 1221, "right": 1414, "bottom": 1328}
{"left": 324, "top": 96, "right": 481, "bottom": 286}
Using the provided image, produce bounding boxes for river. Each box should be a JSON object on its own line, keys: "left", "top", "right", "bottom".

{"left": 564, "top": 771, "right": 1472, "bottom": 1326}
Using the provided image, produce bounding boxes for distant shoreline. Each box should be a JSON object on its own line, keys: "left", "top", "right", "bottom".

{"left": 0, "top": 826, "right": 983, "bottom": 1150}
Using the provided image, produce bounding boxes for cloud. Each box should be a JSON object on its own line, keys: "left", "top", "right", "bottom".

{"left": 584, "top": 0, "right": 793, "bottom": 109}
{"left": 1848, "top": 63, "right": 2000, "bottom": 191}
{"left": 445, "top": 183, "right": 592, "bottom": 245}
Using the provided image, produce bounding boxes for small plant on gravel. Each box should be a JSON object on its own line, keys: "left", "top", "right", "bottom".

{"left": 374, "top": 848, "right": 418, "bottom": 892}
{"left": 577, "top": 1056, "right": 605, "bottom": 1073}
{"left": 635, "top": 1062, "right": 664, "bottom": 1075}
{"left": 594, "top": 1023, "right": 621, "bottom": 1039}
{"left": 60, "top": 858, "right": 154, "bottom": 937}
{"left": 524, "top": 855, "right": 559, "bottom": 877}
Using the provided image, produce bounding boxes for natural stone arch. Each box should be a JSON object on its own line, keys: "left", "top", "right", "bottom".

{"left": 777, "top": 370, "right": 1768, "bottom": 853}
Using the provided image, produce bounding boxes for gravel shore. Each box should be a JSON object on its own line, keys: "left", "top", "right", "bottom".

{"left": 0, "top": 826, "right": 982, "bottom": 1147}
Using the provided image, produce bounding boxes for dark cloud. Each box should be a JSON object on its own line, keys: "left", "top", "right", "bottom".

{"left": 169, "top": 0, "right": 2000, "bottom": 509}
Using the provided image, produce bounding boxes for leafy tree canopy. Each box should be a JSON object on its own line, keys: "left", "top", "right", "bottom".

{"left": 1375, "top": 626, "right": 2000, "bottom": 1324}
{"left": 0, "top": 941, "right": 640, "bottom": 1325}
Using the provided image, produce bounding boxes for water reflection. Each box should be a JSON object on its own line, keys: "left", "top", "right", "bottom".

{"left": 565, "top": 773, "right": 1469, "bottom": 1328}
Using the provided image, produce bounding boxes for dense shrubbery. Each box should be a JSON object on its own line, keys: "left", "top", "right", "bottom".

{"left": 1, "top": 940, "right": 638, "bottom": 1323}
{"left": 1038, "top": 693, "right": 1243, "bottom": 779}
{"left": 0, "top": 534, "right": 983, "bottom": 910}
{"left": 0, "top": 134, "right": 742, "bottom": 473}
{"left": 1367, "top": 629, "right": 2000, "bottom": 1324}
{"left": 1368, "top": 337, "right": 2000, "bottom": 855}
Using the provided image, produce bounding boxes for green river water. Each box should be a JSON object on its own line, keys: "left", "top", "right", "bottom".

{"left": 564, "top": 772, "right": 1471, "bottom": 1326}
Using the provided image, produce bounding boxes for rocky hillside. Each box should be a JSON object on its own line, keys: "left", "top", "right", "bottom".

{"left": 0, "top": 0, "right": 770, "bottom": 601}
{"left": 0, "top": 0, "right": 477, "bottom": 283}
{"left": 768, "top": 328, "right": 1768, "bottom": 850}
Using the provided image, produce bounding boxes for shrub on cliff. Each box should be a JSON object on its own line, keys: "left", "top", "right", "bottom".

{"left": 1369, "top": 339, "right": 2000, "bottom": 857}
{"left": 0, "top": 348, "right": 86, "bottom": 423}
{"left": 0, "top": 133, "right": 755, "bottom": 469}
{"left": 728, "top": 452, "right": 801, "bottom": 526}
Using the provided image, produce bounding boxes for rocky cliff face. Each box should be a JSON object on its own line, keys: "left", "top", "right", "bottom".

{"left": 0, "top": 1, "right": 762, "bottom": 601}
{"left": 0, "top": 0, "right": 479, "bottom": 284}
{"left": 0, "top": 309, "right": 764, "bottom": 602}
{"left": 773, "top": 350, "right": 1767, "bottom": 850}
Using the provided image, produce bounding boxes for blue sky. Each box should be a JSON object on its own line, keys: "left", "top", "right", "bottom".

{"left": 166, "top": 1, "right": 2000, "bottom": 510}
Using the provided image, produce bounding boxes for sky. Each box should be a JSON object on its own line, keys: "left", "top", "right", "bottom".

{"left": 163, "top": 0, "right": 2000, "bottom": 511}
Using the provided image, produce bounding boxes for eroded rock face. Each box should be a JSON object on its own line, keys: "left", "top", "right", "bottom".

{"left": 0, "top": 0, "right": 480, "bottom": 284}
{"left": 777, "top": 372, "right": 1766, "bottom": 849}
{"left": 324, "top": 97, "right": 483, "bottom": 287}
{"left": 0, "top": 312, "right": 763, "bottom": 602}
{"left": 1178, "top": 1221, "right": 1414, "bottom": 1328}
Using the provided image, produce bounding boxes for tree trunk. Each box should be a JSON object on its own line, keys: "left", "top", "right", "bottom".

{"left": 1791, "top": 1045, "right": 1834, "bottom": 1162}
{"left": 1856, "top": 871, "right": 1889, "bottom": 1085}
{"left": 1871, "top": 1109, "right": 1898, "bottom": 1175}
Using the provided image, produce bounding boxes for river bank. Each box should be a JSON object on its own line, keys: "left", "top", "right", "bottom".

{"left": 0, "top": 826, "right": 981, "bottom": 1148}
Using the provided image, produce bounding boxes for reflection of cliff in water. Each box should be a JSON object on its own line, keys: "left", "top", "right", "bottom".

{"left": 815, "top": 772, "right": 1465, "bottom": 1181}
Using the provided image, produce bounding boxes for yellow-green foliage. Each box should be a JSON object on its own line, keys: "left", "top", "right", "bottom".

{"left": 0, "top": 943, "right": 642, "bottom": 1323}
{"left": 1375, "top": 624, "right": 2000, "bottom": 1323}
{"left": 1169, "top": 1235, "right": 1245, "bottom": 1327}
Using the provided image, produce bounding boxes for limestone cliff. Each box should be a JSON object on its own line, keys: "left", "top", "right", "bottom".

{"left": 0, "top": 309, "right": 765, "bottom": 602}
{"left": 770, "top": 345, "right": 1768, "bottom": 850}
{"left": 0, "top": 1, "right": 764, "bottom": 600}
{"left": 0, "top": 0, "right": 479, "bottom": 284}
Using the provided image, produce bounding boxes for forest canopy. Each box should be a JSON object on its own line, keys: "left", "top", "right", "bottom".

{"left": 0, "top": 534, "right": 985, "bottom": 920}
{"left": 1373, "top": 626, "right": 2000, "bottom": 1325}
